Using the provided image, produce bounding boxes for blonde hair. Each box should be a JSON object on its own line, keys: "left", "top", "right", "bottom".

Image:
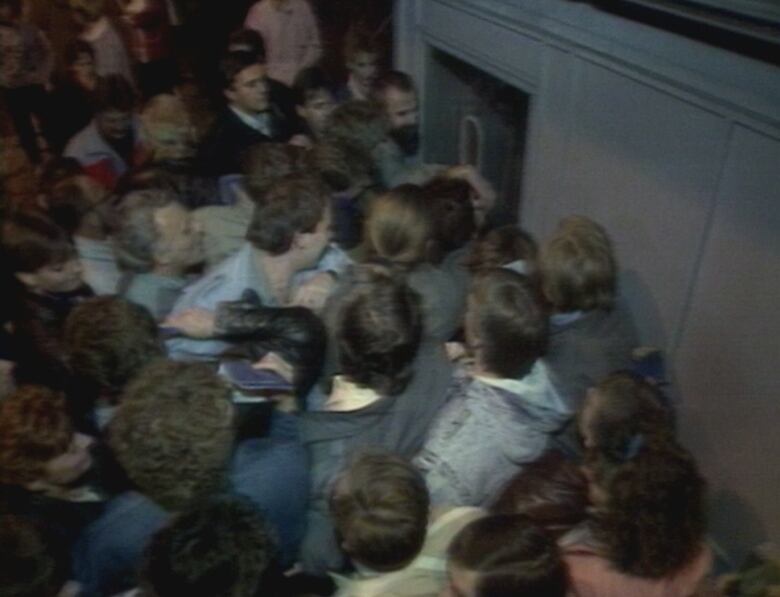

{"left": 364, "top": 185, "right": 433, "bottom": 266}
{"left": 539, "top": 215, "right": 616, "bottom": 312}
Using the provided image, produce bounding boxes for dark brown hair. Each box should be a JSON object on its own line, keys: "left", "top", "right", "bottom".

{"left": 467, "top": 225, "right": 538, "bottom": 274}
{"left": 93, "top": 74, "right": 136, "bottom": 113}
{"left": 423, "top": 177, "right": 476, "bottom": 256}
{"left": 1, "top": 213, "right": 76, "bottom": 274}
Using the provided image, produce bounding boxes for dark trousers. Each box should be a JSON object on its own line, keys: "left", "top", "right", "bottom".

{"left": 1, "top": 84, "right": 49, "bottom": 164}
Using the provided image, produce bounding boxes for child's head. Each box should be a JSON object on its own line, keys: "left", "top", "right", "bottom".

{"left": 444, "top": 515, "right": 568, "bottom": 597}
{"left": 343, "top": 28, "right": 381, "bottom": 90}
{"left": 465, "top": 269, "right": 547, "bottom": 379}
{"left": 467, "top": 225, "right": 538, "bottom": 275}
{"left": 335, "top": 265, "right": 422, "bottom": 396}
{"left": 140, "top": 495, "right": 280, "bottom": 597}
{"left": 491, "top": 450, "right": 589, "bottom": 537}
{"left": 330, "top": 452, "right": 429, "bottom": 572}
{"left": 364, "top": 184, "right": 434, "bottom": 267}
{"left": 539, "top": 215, "right": 616, "bottom": 313}
{"left": 423, "top": 177, "right": 476, "bottom": 258}
{"left": 584, "top": 438, "right": 706, "bottom": 578}
{"left": 292, "top": 66, "right": 336, "bottom": 139}
{"left": 93, "top": 75, "right": 137, "bottom": 144}
{"left": 2, "top": 213, "right": 83, "bottom": 294}
{"left": 0, "top": 385, "right": 94, "bottom": 490}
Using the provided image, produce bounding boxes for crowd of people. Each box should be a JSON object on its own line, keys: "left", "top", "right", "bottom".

{"left": 1, "top": 0, "right": 726, "bottom": 596}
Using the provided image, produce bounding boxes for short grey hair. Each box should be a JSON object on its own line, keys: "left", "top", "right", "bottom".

{"left": 113, "top": 189, "right": 176, "bottom": 273}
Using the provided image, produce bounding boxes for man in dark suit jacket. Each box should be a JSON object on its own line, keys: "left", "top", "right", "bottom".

{"left": 198, "top": 51, "right": 294, "bottom": 176}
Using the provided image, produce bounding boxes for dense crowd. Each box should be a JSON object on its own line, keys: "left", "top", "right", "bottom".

{"left": 0, "top": 0, "right": 737, "bottom": 596}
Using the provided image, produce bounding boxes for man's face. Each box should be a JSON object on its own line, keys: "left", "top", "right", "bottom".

{"left": 226, "top": 64, "right": 270, "bottom": 115}
{"left": 153, "top": 203, "right": 204, "bottom": 271}
{"left": 297, "top": 89, "right": 335, "bottom": 138}
{"left": 96, "top": 109, "right": 132, "bottom": 143}
{"left": 348, "top": 51, "right": 379, "bottom": 89}
{"left": 384, "top": 87, "right": 420, "bottom": 156}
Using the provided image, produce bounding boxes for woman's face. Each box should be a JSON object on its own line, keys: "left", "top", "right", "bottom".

{"left": 42, "top": 433, "right": 94, "bottom": 486}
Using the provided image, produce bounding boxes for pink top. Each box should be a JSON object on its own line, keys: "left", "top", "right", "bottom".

{"left": 243, "top": 0, "right": 322, "bottom": 86}
{"left": 564, "top": 543, "right": 713, "bottom": 597}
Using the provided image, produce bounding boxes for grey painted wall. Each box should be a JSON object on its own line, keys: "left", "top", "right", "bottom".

{"left": 396, "top": 0, "right": 780, "bottom": 563}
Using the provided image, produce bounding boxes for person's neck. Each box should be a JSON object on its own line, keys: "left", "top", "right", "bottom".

{"left": 255, "top": 248, "right": 297, "bottom": 304}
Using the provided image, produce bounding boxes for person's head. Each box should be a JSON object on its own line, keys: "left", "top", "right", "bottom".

{"left": 364, "top": 184, "right": 434, "bottom": 267}
{"left": 467, "top": 225, "right": 538, "bottom": 275}
{"left": 93, "top": 75, "right": 136, "bottom": 144}
{"left": 578, "top": 370, "right": 673, "bottom": 454}
{"left": 226, "top": 28, "right": 266, "bottom": 62}
{"left": 584, "top": 438, "right": 707, "bottom": 578}
{"left": 0, "top": 385, "right": 94, "bottom": 490}
{"left": 373, "top": 70, "right": 419, "bottom": 155}
{"left": 220, "top": 51, "right": 269, "bottom": 115}
{"left": 538, "top": 215, "right": 616, "bottom": 313}
{"left": 443, "top": 515, "right": 568, "bottom": 597}
{"left": 330, "top": 452, "right": 429, "bottom": 572}
{"left": 241, "top": 143, "right": 307, "bottom": 203}
{"left": 2, "top": 213, "right": 83, "bottom": 294}
{"left": 491, "top": 450, "right": 589, "bottom": 538}
{"left": 323, "top": 99, "right": 387, "bottom": 154}
{"left": 0, "top": 514, "right": 69, "bottom": 597}
{"left": 465, "top": 269, "right": 547, "bottom": 379}
{"left": 139, "top": 495, "right": 280, "bottom": 597}
{"left": 245, "top": 174, "right": 331, "bottom": 268}
{"left": 335, "top": 265, "right": 422, "bottom": 396}
{"left": 141, "top": 94, "right": 196, "bottom": 162}
{"left": 64, "top": 296, "right": 164, "bottom": 398}
{"left": 46, "top": 175, "right": 110, "bottom": 237}
{"left": 69, "top": 0, "right": 105, "bottom": 26}
{"left": 114, "top": 189, "right": 204, "bottom": 274}
{"left": 224, "top": 305, "right": 327, "bottom": 398}
{"left": 423, "top": 177, "right": 476, "bottom": 257}
{"left": 343, "top": 28, "right": 381, "bottom": 90}
{"left": 292, "top": 66, "right": 336, "bottom": 139}
{"left": 65, "top": 40, "right": 96, "bottom": 86}
{"left": 109, "top": 359, "right": 235, "bottom": 510}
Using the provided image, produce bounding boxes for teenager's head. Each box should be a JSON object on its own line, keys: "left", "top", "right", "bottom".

{"left": 2, "top": 213, "right": 83, "bottom": 294}
{"left": 65, "top": 40, "right": 96, "bottom": 86}
{"left": 364, "top": 184, "right": 434, "bottom": 267}
{"left": 293, "top": 66, "right": 336, "bottom": 139}
{"left": 373, "top": 70, "right": 419, "bottom": 156}
{"left": 467, "top": 225, "right": 538, "bottom": 275}
{"left": 109, "top": 360, "right": 235, "bottom": 510}
{"left": 491, "top": 450, "right": 589, "bottom": 537}
{"left": 114, "top": 189, "right": 204, "bottom": 274}
{"left": 579, "top": 371, "right": 673, "bottom": 453}
{"left": 93, "top": 75, "right": 137, "bottom": 144}
{"left": 220, "top": 51, "right": 269, "bottom": 115}
{"left": 343, "top": 28, "right": 381, "bottom": 90}
{"left": 466, "top": 269, "right": 547, "bottom": 379}
{"left": 224, "top": 306, "right": 327, "bottom": 398}
{"left": 245, "top": 174, "right": 331, "bottom": 267}
{"left": 335, "top": 265, "right": 422, "bottom": 396}
{"left": 0, "top": 385, "right": 94, "bottom": 490}
{"left": 241, "top": 143, "right": 307, "bottom": 203}
{"left": 444, "top": 515, "right": 567, "bottom": 597}
{"left": 539, "top": 215, "right": 616, "bottom": 313}
{"left": 330, "top": 452, "right": 429, "bottom": 572}
{"left": 141, "top": 94, "right": 196, "bottom": 162}
{"left": 584, "top": 438, "right": 706, "bottom": 578}
{"left": 423, "top": 177, "right": 476, "bottom": 257}
{"left": 140, "top": 495, "right": 280, "bottom": 597}
{"left": 64, "top": 296, "right": 164, "bottom": 397}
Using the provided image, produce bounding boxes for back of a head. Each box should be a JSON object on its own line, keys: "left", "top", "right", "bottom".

{"left": 64, "top": 296, "right": 164, "bottom": 396}
{"left": 46, "top": 179, "right": 99, "bottom": 236}
{"left": 539, "top": 215, "right": 616, "bottom": 312}
{"left": 113, "top": 188, "right": 176, "bottom": 273}
{"left": 242, "top": 143, "right": 307, "bottom": 202}
{"left": 336, "top": 265, "right": 422, "bottom": 396}
{"left": 364, "top": 184, "right": 434, "bottom": 267}
{"left": 245, "top": 174, "right": 329, "bottom": 255}
{"left": 329, "top": 452, "right": 429, "bottom": 572}
{"left": 227, "top": 28, "right": 266, "bottom": 62}
{"left": 1, "top": 212, "right": 76, "bottom": 275}
{"left": 587, "top": 437, "right": 707, "bottom": 579}
{"left": 109, "top": 360, "right": 234, "bottom": 510}
{"left": 469, "top": 269, "right": 548, "bottom": 379}
{"left": 322, "top": 100, "right": 387, "bottom": 153}
{"left": 140, "top": 495, "right": 279, "bottom": 597}
{"left": 423, "top": 177, "right": 476, "bottom": 256}
{"left": 467, "top": 225, "right": 538, "bottom": 274}
{"left": 447, "top": 515, "right": 568, "bottom": 597}
{"left": 491, "top": 450, "right": 589, "bottom": 537}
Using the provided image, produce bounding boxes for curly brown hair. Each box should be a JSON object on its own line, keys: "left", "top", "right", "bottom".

{"left": 0, "top": 386, "right": 73, "bottom": 486}
{"left": 108, "top": 360, "right": 234, "bottom": 511}
{"left": 586, "top": 438, "right": 707, "bottom": 578}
